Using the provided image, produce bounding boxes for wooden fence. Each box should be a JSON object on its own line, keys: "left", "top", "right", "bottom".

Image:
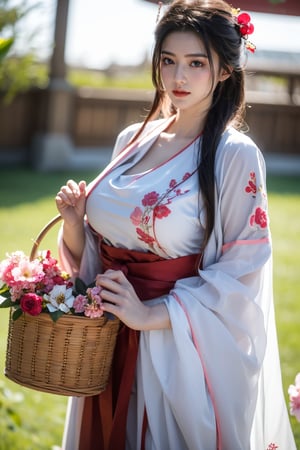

{"left": 0, "top": 83, "right": 299, "bottom": 166}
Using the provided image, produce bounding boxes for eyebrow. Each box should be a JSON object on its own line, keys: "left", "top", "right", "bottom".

{"left": 161, "top": 50, "right": 208, "bottom": 58}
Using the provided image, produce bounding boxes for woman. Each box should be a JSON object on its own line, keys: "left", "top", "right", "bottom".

{"left": 56, "top": 1, "right": 296, "bottom": 449}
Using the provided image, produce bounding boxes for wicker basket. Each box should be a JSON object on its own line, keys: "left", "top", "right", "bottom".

{"left": 4, "top": 215, "right": 120, "bottom": 397}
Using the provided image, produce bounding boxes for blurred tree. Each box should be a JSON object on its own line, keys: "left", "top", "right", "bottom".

{"left": 0, "top": 36, "right": 13, "bottom": 61}
{"left": 0, "top": 0, "right": 49, "bottom": 102}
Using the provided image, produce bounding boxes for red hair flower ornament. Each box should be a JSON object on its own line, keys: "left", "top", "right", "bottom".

{"left": 232, "top": 8, "right": 256, "bottom": 53}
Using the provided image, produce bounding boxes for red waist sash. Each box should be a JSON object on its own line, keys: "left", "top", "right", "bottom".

{"left": 100, "top": 242, "right": 201, "bottom": 300}
{"left": 79, "top": 242, "right": 200, "bottom": 450}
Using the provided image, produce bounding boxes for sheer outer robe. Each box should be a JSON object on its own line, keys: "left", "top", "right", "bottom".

{"left": 59, "top": 120, "right": 296, "bottom": 450}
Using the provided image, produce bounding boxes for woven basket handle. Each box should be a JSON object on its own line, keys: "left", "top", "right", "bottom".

{"left": 30, "top": 214, "right": 63, "bottom": 261}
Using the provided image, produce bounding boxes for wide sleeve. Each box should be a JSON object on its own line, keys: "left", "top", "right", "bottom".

{"left": 58, "top": 221, "right": 101, "bottom": 284}
{"left": 57, "top": 123, "right": 143, "bottom": 282}
{"left": 139, "top": 134, "right": 279, "bottom": 449}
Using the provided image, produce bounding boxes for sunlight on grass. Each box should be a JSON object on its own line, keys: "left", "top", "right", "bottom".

{"left": 0, "top": 200, "right": 60, "bottom": 257}
{"left": 268, "top": 191, "right": 300, "bottom": 444}
{"left": 0, "top": 309, "right": 68, "bottom": 450}
{"left": 0, "top": 169, "right": 299, "bottom": 448}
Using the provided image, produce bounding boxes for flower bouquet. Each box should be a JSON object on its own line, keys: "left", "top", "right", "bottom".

{"left": 0, "top": 250, "right": 108, "bottom": 322}
{"left": 0, "top": 216, "right": 120, "bottom": 397}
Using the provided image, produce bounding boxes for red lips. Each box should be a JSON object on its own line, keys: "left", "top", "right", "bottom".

{"left": 172, "top": 90, "right": 190, "bottom": 97}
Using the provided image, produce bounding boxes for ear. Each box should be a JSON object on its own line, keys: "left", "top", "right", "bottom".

{"left": 219, "top": 68, "right": 232, "bottom": 82}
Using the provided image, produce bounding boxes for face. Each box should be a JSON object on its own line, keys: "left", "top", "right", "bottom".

{"left": 160, "top": 31, "right": 229, "bottom": 114}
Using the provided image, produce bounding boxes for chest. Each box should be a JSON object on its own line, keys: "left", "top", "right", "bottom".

{"left": 86, "top": 139, "right": 204, "bottom": 257}
{"left": 124, "top": 135, "right": 194, "bottom": 176}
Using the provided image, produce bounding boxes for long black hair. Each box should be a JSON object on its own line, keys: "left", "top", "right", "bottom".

{"left": 131, "top": 0, "right": 246, "bottom": 249}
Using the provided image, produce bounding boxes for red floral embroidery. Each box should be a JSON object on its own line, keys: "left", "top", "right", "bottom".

{"left": 266, "top": 444, "right": 279, "bottom": 450}
{"left": 142, "top": 191, "right": 159, "bottom": 207}
{"left": 154, "top": 204, "right": 171, "bottom": 219}
{"left": 245, "top": 171, "right": 266, "bottom": 199}
{"left": 245, "top": 171, "right": 257, "bottom": 195}
{"left": 136, "top": 228, "right": 155, "bottom": 244}
{"left": 250, "top": 207, "right": 268, "bottom": 229}
{"left": 130, "top": 173, "right": 193, "bottom": 248}
{"left": 245, "top": 171, "right": 268, "bottom": 230}
{"left": 182, "top": 172, "right": 191, "bottom": 181}
{"left": 130, "top": 207, "right": 143, "bottom": 226}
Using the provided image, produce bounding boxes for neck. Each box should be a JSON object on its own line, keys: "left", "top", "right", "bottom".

{"left": 166, "top": 109, "right": 207, "bottom": 140}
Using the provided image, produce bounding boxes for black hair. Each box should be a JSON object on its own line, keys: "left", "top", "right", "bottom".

{"left": 131, "top": 0, "right": 246, "bottom": 249}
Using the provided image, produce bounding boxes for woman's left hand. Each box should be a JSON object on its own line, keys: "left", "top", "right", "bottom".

{"left": 97, "top": 269, "right": 171, "bottom": 331}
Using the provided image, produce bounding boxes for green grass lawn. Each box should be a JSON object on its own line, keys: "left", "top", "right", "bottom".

{"left": 0, "top": 168, "right": 299, "bottom": 449}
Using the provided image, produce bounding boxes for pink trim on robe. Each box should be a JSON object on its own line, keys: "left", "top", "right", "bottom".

{"left": 222, "top": 237, "right": 270, "bottom": 253}
{"left": 171, "top": 291, "right": 222, "bottom": 450}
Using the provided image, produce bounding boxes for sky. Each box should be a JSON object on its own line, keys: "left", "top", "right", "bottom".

{"left": 10, "top": 0, "right": 300, "bottom": 69}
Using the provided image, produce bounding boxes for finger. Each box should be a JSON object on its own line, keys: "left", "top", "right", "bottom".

{"left": 66, "top": 180, "right": 81, "bottom": 198}
{"left": 102, "top": 269, "right": 128, "bottom": 282}
{"left": 55, "top": 194, "right": 68, "bottom": 208}
{"left": 100, "top": 301, "right": 119, "bottom": 316}
{"left": 78, "top": 180, "right": 87, "bottom": 195}
{"left": 96, "top": 271, "right": 126, "bottom": 290}
{"left": 98, "top": 276, "right": 126, "bottom": 297}
{"left": 100, "top": 289, "right": 121, "bottom": 305}
{"left": 56, "top": 188, "right": 76, "bottom": 207}
{"left": 100, "top": 275, "right": 132, "bottom": 298}
{"left": 60, "top": 180, "right": 85, "bottom": 205}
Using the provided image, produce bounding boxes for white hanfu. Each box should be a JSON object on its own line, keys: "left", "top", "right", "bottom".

{"left": 59, "top": 118, "right": 296, "bottom": 450}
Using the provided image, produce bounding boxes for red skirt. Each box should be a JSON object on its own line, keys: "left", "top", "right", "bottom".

{"left": 78, "top": 241, "right": 200, "bottom": 450}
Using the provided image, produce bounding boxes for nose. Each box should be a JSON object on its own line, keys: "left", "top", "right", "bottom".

{"left": 174, "top": 64, "right": 186, "bottom": 86}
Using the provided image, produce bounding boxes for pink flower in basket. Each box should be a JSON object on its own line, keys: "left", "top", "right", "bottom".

{"left": 288, "top": 373, "right": 300, "bottom": 422}
{"left": 0, "top": 251, "right": 44, "bottom": 289}
{"left": 73, "top": 282, "right": 104, "bottom": 319}
{"left": 0, "top": 250, "right": 106, "bottom": 322}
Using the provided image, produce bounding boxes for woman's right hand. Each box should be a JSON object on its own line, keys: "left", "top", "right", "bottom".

{"left": 55, "top": 179, "right": 87, "bottom": 226}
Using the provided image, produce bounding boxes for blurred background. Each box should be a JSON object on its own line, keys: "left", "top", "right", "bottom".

{"left": 0, "top": 0, "right": 299, "bottom": 171}
{"left": 0, "top": 1, "right": 299, "bottom": 449}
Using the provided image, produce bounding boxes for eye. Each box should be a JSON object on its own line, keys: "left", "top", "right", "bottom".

{"left": 190, "top": 60, "right": 203, "bottom": 68}
{"left": 161, "top": 56, "right": 174, "bottom": 65}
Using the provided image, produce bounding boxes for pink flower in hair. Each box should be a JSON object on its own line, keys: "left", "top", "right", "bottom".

{"left": 232, "top": 8, "right": 256, "bottom": 53}
{"left": 237, "top": 12, "right": 254, "bottom": 36}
